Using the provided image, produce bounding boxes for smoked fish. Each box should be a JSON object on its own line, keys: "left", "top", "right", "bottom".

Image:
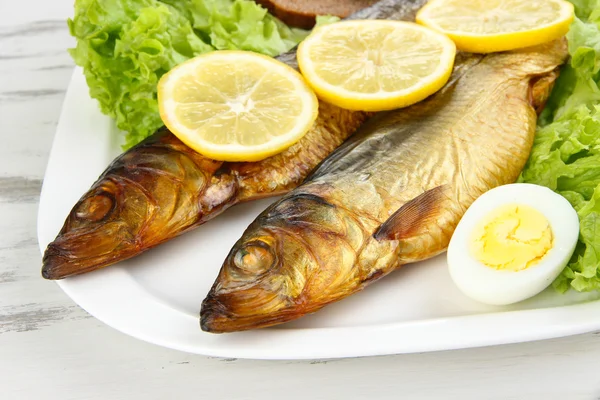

{"left": 201, "top": 39, "right": 569, "bottom": 333}
{"left": 41, "top": 0, "right": 424, "bottom": 280}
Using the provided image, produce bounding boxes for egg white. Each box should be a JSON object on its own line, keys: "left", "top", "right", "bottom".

{"left": 447, "top": 183, "right": 580, "bottom": 306}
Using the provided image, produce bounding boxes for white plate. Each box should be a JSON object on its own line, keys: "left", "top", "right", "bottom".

{"left": 38, "top": 68, "right": 600, "bottom": 360}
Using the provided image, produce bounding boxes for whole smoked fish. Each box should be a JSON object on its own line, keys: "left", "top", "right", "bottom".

{"left": 42, "top": 0, "right": 424, "bottom": 280}
{"left": 201, "top": 40, "right": 569, "bottom": 333}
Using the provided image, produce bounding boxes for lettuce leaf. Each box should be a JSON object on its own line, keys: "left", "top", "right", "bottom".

{"left": 570, "top": 0, "right": 600, "bottom": 19}
{"left": 68, "top": 0, "right": 310, "bottom": 148}
{"left": 520, "top": 0, "right": 600, "bottom": 292}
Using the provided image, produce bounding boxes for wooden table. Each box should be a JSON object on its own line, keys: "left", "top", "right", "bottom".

{"left": 2, "top": 1, "right": 600, "bottom": 399}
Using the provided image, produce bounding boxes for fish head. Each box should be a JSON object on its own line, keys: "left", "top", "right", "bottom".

{"left": 201, "top": 190, "right": 366, "bottom": 332}
{"left": 41, "top": 132, "right": 233, "bottom": 281}
{"left": 41, "top": 177, "right": 152, "bottom": 279}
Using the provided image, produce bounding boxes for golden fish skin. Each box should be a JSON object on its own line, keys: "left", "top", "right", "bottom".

{"left": 201, "top": 39, "right": 569, "bottom": 333}
{"left": 41, "top": 0, "right": 425, "bottom": 280}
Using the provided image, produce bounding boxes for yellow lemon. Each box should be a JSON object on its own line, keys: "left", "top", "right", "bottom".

{"left": 296, "top": 20, "right": 456, "bottom": 112}
{"left": 158, "top": 51, "right": 318, "bottom": 162}
{"left": 416, "top": 0, "right": 574, "bottom": 53}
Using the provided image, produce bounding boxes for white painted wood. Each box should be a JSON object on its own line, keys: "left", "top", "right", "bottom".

{"left": 2, "top": 0, "right": 600, "bottom": 399}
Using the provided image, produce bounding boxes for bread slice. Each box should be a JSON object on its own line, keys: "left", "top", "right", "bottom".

{"left": 256, "top": 0, "right": 378, "bottom": 29}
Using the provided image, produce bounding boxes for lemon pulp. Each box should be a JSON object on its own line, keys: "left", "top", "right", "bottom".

{"left": 416, "top": 0, "right": 574, "bottom": 53}
{"left": 158, "top": 51, "right": 318, "bottom": 162}
{"left": 297, "top": 20, "right": 456, "bottom": 112}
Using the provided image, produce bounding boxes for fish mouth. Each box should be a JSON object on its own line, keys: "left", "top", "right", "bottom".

{"left": 42, "top": 244, "right": 134, "bottom": 280}
{"left": 200, "top": 302, "right": 300, "bottom": 333}
{"left": 41, "top": 222, "right": 136, "bottom": 280}
{"left": 200, "top": 290, "right": 303, "bottom": 333}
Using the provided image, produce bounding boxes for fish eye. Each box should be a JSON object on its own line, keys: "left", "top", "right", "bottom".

{"left": 75, "top": 193, "right": 114, "bottom": 222}
{"left": 233, "top": 240, "right": 275, "bottom": 274}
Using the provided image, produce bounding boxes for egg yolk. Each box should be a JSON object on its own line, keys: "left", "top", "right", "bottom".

{"left": 470, "top": 204, "right": 553, "bottom": 272}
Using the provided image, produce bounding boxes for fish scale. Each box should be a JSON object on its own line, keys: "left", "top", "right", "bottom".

{"left": 201, "top": 39, "right": 569, "bottom": 333}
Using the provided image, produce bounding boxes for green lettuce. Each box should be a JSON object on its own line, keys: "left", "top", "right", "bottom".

{"left": 520, "top": 0, "right": 600, "bottom": 292}
{"left": 68, "top": 0, "right": 310, "bottom": 148}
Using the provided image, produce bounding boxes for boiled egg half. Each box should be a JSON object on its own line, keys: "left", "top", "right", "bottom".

{"left": 447, "top": 183, "right": 579, "bottom": 305}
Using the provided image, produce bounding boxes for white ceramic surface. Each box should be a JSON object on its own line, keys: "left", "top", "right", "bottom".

{"left": 37, "top": 68, "right": 600, "bottom": 360}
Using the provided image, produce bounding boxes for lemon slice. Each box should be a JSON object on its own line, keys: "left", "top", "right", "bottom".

{"left": 416, "top": 0, "right": 574, "bottom": 53}
{"left": 296, "top": 20, "right": 456, "bottom": 112}
{"left": 158, "top": 51, "right": 318, "bottom": 162}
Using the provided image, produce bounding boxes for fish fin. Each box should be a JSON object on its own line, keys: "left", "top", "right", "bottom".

{"left": 529, "top": 68, "right": 560, "bottom": 115}
{"left": 373, "top": 185, "right": 450, "bottom": 241}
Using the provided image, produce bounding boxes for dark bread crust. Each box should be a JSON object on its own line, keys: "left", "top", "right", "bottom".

{"left": 255, "top": 0, "right": 378, "bottom": 28}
